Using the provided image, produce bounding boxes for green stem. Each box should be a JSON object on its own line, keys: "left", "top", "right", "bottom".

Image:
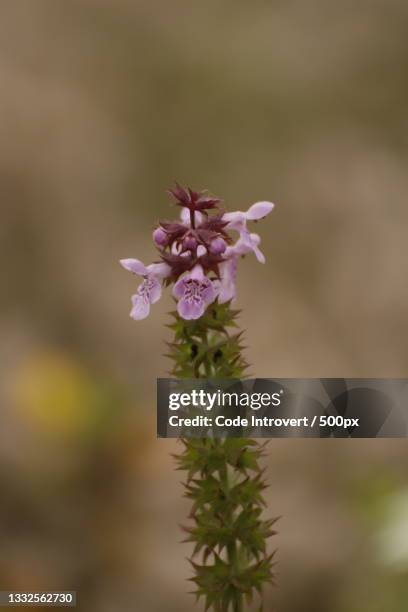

{"left": 169, "top": 302, "right": 276, "bottom": 611}
{"left": 219, "top": 462, "right": 243, "bottom": 612}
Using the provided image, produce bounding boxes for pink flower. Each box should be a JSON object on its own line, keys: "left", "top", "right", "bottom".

{"left": 222, "top": 201, "right": 274, "bottom": 231}
{"left": 216, "top": 230, "right": 266, "bottom": 305}
{"left": 227, "top": 232, "right": 265, "bottom": 263}
{"left": 120, "top": 258, "right": 170, "bottom": 320}
{"left": 216, "top": 257, "right": 238, "bottom": 304}
{"left": 173, "top": 264, "right": 216, "bottom": 320}
{"left": 221, "top": 201, "right": 273, "bottom": 264}
{"left": 120, "top": 185, "right": 275, "bottom": 321}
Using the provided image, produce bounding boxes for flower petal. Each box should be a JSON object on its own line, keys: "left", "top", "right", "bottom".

{"left": 229, "top": 231, "right": 265, "bottom": 262}
{"left": 221, "top": 257, "right": 238, "bottom": 280}
{"left": 201, "top": 280, "right": 216, "bottom": 305}
{"left": 147, "top": 262, "right": 171, "bottom": 279}
{"left": 130, "top": 294, "right": 150, "bottom": 320}
{"left": 148, "top": 278, "right": 162, "bottom": 304}
{"left": 120, "top": 258, "right": 148, "bottom": 276}
{"left": 249, "top": 233, "right": 266, "bottom": 263}
{"left": 222, "top": 211, "right": 246, "bottom": 231}
{"left": 173, "top": 276, "right": 186, "bottom": 299}
{"left": 245, "top": 201, "right": 274, "bottom": 220}
{"left": 230, "top": 233, "right": 253, "bottom": 256}
{"left": 190, "top": 264, "right": 205, "bottom": 281}
{"left": 217, "top": 258, "right": 237, "bottom": 303}
{"left": 253, "top": 245, "right": 265, "bottom": 263}
{"left": 177, "top": 297, "right": 205, "bottom": 320}
{"left": 218, "top": 281, "right": 236, "bottom": 304}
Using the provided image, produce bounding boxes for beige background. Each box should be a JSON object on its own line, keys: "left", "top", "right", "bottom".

{"left": 0, "top": 2, "right": 407, "bottom": 610}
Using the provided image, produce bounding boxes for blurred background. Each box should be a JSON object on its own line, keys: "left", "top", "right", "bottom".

{"left": 0, "top": 1, "right": 408, "bottom": 610}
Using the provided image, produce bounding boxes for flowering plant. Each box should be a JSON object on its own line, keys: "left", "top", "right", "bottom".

{"left": 121, "top": 185, "right": 277, "bottom": 612}
{"left": 120, "top": 183, "right": 273, "bottom": 320}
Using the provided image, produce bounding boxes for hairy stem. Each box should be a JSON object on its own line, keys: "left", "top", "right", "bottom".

{"left": 220, "top": 463, "right": 243, "bottom": 612}
{"left": 169, "top": 302, "right": 276, "bottom": 611}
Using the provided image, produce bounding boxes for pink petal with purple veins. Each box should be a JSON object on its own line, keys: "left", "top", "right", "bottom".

{"left": 173, "top": 276, "right": 186, "bottom": 299}
{"left": 177, "top": 297, "right": 205, "bottom": 320}
{"left": 130, "top": 294, "right": 150, "bottom": 320}
{"left": 172, "top": 265, "right": 216, "bottom": 320}
{"left": 202, "top": 282, "right": 216, "bottom": 305}
{"left": 147, "top": 278, "right": 162, "bottom": 304}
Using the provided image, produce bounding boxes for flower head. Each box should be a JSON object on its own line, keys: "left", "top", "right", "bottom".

{"left": 222, "top": 201, "right": 273, "bottom": 264}
{"left": 120, "top": 184, "right": 274, "bottom": 320}
{"left": 120, "top": 258, "right": 170, "bottom": 320}
{"left": 173, "top": 264, "right": 216, "bottom": 320}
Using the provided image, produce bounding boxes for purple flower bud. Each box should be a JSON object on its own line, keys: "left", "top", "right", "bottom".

{"left": 183, "top": 235, "right": 198, "bottom": 251}
{"left": 209, "top": 237, "right": 227, "bottom": 255}
{"left": 153, "top": 227, "right": 168, "bottom": 247}
{"left": 180, "top": 207, "right": 204, "bottom": 227}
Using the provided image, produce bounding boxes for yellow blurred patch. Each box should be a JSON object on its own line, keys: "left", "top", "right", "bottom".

{"left": 12, "top": 351, "right": 99, "bottom": 437}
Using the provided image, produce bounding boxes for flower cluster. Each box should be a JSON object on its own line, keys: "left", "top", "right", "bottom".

{"left": 120, "top": 184, "right": 274, "bottom": 320}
